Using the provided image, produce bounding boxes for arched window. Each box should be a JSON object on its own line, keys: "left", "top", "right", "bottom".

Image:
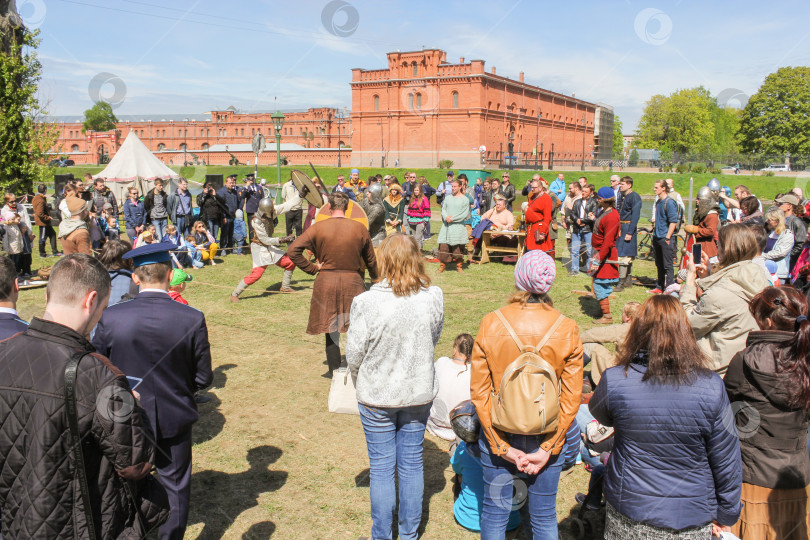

{"left": 179, "top": 143, "right": 187, "bottom": 151}
{"left": 201, "top": 143, "right": 209, "bottom": 150}
{"left": 71, "top": 144, "right": 79, "bottom": 152}
{"left": 412, "top": 62, "right": 418, "bottom": 77}
{"left": 416, "top": 93, "right": 422, "bottom": 109}
{"left": 157, "top": 143, "right": 165, "bottom": 151}
{"left": 408, "top": 93, "right": 414, "bottom": 110}
{"left": 452, "top": 91, "right": 459, "bottom": 108}
{"left": 374, "top": 95, "right": 379, "bottom": 111}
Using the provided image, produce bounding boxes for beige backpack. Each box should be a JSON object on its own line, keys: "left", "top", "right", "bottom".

{"left": 490, "top": 310, "right": 564, "bottom": 436}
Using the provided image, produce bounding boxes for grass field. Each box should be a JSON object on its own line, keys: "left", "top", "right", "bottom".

{"left": 15, "top": 203, "right": 670, "bottom": 540}
{"left": 60, "top": 164, "right": 808, "bottom": 201}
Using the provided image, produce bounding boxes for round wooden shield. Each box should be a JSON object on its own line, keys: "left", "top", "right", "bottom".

{"left": 315, "top": 200, "right": 368, "bottom": 229}
{"left": 290, "top": 169, "right": 328, "bottom": 209}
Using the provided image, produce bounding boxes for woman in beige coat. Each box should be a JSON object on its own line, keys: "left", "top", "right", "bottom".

{"left": 680, "top": 223, "right": 770, "bottom": 376}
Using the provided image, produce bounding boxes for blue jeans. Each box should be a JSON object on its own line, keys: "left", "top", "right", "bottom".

{"left": 151, "top": 218, "right": 168, "bottom": 241}
{"left": 207, "top": 220, "right": 220, "bottom": 243}
{"left": 570, "top": 230, "right": 592, "bottom": 273}
{"left": 175, "top": 214, "right": 192, "bottom": 238}
{"left": 234, "top": 237, "right": 245, "bottom": 255}
{"left": 188, "top": 247, "right": 204, "bottom": 268}
{"left": 358, "top": 402, "right": 431, "bottom": 540}
{"left": 576, "top": 405, "right": 602, "bottom": 468}
{"left": 479, "top": 433, "right": 563, "bottom": 540}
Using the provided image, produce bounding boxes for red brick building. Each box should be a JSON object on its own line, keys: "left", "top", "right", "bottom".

{"left": 47, "top": 107, "right": 352, "bottom": 167}
{"left": 47, "top": 48, "right": 613, "bottom": 171}
{"left": 350, "top": 49, "right": 613, "bottom": 169}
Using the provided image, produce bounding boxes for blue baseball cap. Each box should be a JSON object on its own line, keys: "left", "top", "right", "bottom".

{"left": 350, "top": 168, "right": 359, "bottom": 174}
{"left": 597, "top": 186, "right": 615, "bottom": 199}
{"left": 123, "top": 242, "right": 175, "bottom": 268}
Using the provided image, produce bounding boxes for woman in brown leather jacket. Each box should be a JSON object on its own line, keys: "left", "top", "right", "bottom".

{"left": 470, "top": 249, "right": 583, "bottom": 539}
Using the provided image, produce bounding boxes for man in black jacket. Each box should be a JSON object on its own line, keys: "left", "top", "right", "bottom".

{"left": 569, "top": 183, "right": 598, "bottom": 275}
{"left": 217, "top": 174, "right": 242, "bottom": 254}
{"left": 240, "top": 174, "right": 264, "bottom": 238}
{"left": 93, "top": 243, "right": 213, "bottom": 540}
{"left": 0, "top": 254, "right": 157, "bottom": 539}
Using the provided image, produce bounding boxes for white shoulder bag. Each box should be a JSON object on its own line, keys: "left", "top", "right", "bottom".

{"left": 328, "top": 367, "right": 359, "bottom": 415}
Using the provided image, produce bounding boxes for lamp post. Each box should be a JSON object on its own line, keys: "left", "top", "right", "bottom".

{"left": 535, "top": 113, "right": 541, "bottom": 169}
{"left": 183, "top": 118, "right": 188, "bottom": 167}
{"left": 271, "top": 111, "right": 285, "bottom": 198}
{"left": 580, "top": 113, "right": 586, "bottom": 171}
{"left": 336, "top": 109, "right": 344, "bottom": 167}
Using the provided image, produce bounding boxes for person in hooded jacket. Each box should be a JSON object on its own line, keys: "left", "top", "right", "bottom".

{"left": 590, "top": 294, "right": 742, "bottom": 539}
{"left": 725, "top": 286, "right": 810, "bottom": 539}
{"left": 680, "top": 223, "right": 770, "bottom": 376}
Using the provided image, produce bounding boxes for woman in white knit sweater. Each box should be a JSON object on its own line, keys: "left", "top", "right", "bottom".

{"left": 347, "top": 232, "right": 444, "bottom": 540}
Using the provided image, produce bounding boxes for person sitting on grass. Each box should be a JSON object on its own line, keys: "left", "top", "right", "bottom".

{"left": 162, "top": 224, "right": 192, "bottom": 268}
{"left": 450, "top": 428, "right": 521, "bottom": 533}
{"left": 192, "top": 220, "right": 219, "bottom": 265}
{"left": 169, "top": 268, "right": 192, "bottom": 305}
{"left": 133, "top": 224, "right": 156, "bottom": 248}
{"left": 426, "top": 333, "right": 474, "bottom": 442}
{"left": 185, "top": 235, "right": 204, "bottom": 269}
{"left": 580, "top": 301, "right": 641, "bottom": 387}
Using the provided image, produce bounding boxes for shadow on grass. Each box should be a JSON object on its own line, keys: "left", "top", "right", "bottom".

{"left": 193, "top": 364, "right": 235, "bottom": 445}
{"left": 242, "top": 521, "right": 276, "bottom": 539}
{"left": 190, "top": 445, "right": 287, "bottom": 539}
{"left": 578, "top": 295, "right": 602, "bottom": 319}
{"left": 418, "top": 437, "right": 449, "bottom": 537}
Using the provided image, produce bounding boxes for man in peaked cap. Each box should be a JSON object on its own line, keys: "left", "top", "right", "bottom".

{"left": 92, "top": 242, "right": 213, "bottom": 540}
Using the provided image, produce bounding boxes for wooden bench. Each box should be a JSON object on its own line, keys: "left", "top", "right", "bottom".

{"left": 478, "top": 230, "right": 527, "bottom": 264}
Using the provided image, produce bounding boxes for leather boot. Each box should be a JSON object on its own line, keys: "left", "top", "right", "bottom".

{"left": 438, "top": 263, "right": 446, "bottom": 273}
{"left": 279, "top": 269, "right": 294, "bottom": 293}
{"left": 456, "top": 261, "right": 464, "bottom": 273}
{"left": 230, "top": 280, "right": 248, "bottom": 302}
{"left": 595, "top": 298, "right": 613, "bottom": 324}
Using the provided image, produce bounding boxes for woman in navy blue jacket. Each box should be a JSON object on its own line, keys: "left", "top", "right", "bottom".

{"left": 590, "top": 295, "right": 742, "bottom": 539}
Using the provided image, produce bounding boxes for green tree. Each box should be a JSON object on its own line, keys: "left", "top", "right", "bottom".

{"left": 738, "top": 66, "right": 810, "bottom": 155}
{"left": 710, "top": 105, "right": 740, "bottom": 155}
{"left": 635, "top": 94, "right": 669, "bottom": 148}
{"left": 629, "top": 148, "right": 639, "bottom": 166}
{"left": 0, "top": 29, "right": 57, "bottom": 192}
{"left": 636, "top": 87, "right": 719, "bottom": 154}
{"left": 82, "top": 101, "right": 118, "bottom": 133}
{"left": 612, "top": 115, "right": 623, "bottom": 157}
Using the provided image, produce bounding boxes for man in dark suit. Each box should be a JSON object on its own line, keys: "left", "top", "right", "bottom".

{"left": 240, "top": 173, "right": 264, "bottom": 239}
{"left": 217, "top": 174, "right": 242, "bottom": 254}
{"left": 0, "top": 256, "right": 28, "bottom": 340}
{"left": 92, "top": 243, "right": 213, "bottom": 540}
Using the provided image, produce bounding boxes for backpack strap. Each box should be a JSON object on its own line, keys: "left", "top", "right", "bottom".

{"left": 535, "top": 315, "right": 565, "bottom": 352}
{"left": 494, "top": 310, "right": 565, "bottom": 354}
{"left": 64, "top": 350, "right": 98, "bottom": 540}
{"left": 494, "top": 310, "right": 528, "bottom": 352}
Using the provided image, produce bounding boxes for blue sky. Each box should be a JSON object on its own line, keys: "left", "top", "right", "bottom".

{"left": 21, "top": 0, "right": 810, "bottom": 131}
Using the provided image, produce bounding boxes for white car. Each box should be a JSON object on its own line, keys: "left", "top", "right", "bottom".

{"left": 761, "top": 164, "right": 790, "bottom": 172}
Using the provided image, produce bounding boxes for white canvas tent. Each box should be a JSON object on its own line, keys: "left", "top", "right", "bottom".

{"left": 93, "top": 131, "right": 203, "bottom": 204}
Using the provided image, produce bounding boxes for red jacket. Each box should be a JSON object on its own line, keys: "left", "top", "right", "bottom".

{"left": 168, "top": 291, "right": 189, "bottom": 305}
{"left": 591, "top": 207, "right": 620, "bottom": 279}
{"left": 525, "top": 192, "right": 553, "bottom": 252}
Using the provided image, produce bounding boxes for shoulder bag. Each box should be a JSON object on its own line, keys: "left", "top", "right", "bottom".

{"left": 328, "top": 367, "right": 359, "bottom": 415}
